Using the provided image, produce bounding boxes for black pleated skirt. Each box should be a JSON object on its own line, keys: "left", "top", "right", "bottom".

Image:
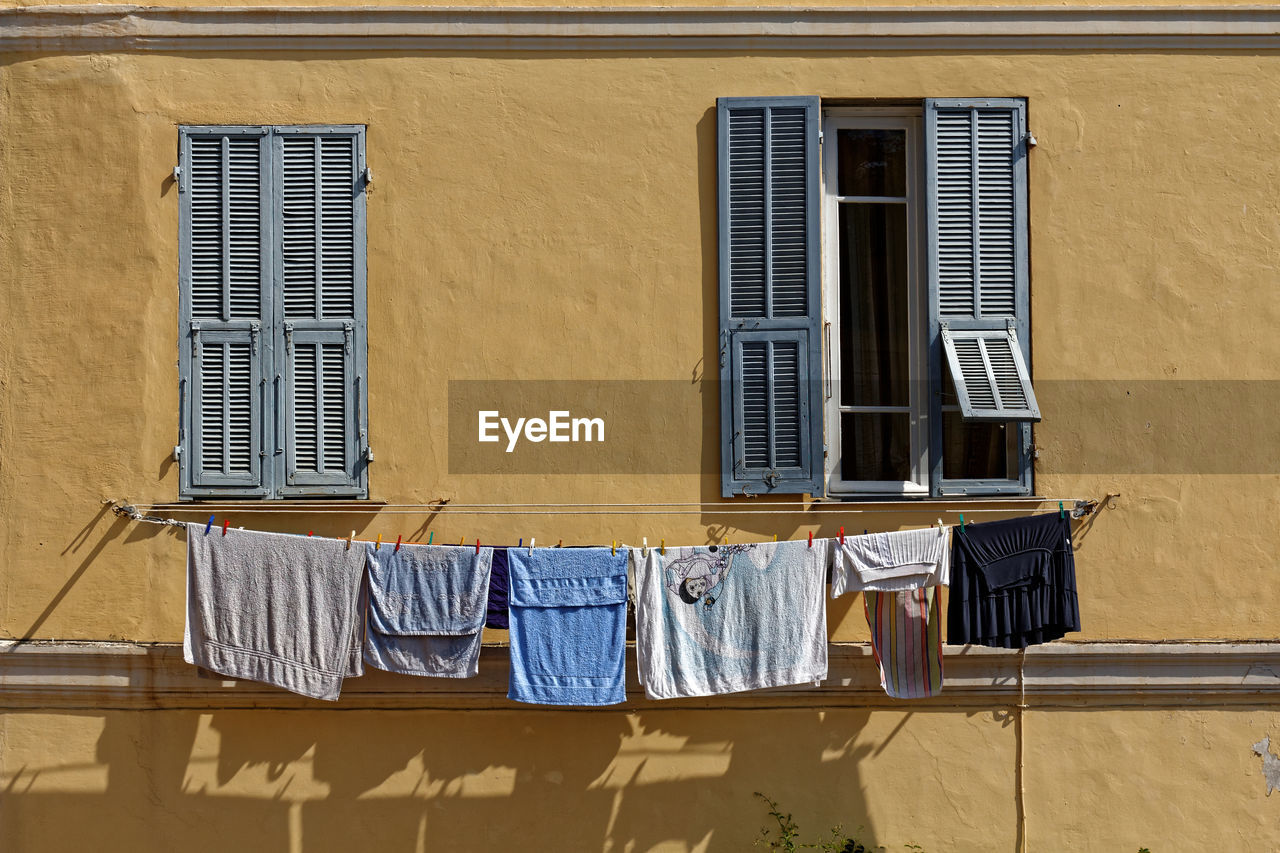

{"left": 946, "top": 513, "right": 1080, "bottom": 648}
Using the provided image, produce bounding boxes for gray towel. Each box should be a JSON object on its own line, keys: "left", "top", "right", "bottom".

{"left": 183, "top": 524, "right": 368, "bottom": 701}
{"left": 363, "top": 543, "right": 493, "bottom": 678}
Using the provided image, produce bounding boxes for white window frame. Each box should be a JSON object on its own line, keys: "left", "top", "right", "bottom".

{"left": 822, "top": 108, "right": 930, "bottom": 496}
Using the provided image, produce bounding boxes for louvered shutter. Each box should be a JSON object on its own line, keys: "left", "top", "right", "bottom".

{"left": 179, "top": 128, "right": 272, "bottom": 496}
{"left": 717, "top": 97, "right": 823, "bottom": 497}
{"left": 926, "top": 99, "right": 1039, "bottom": 422}
{"left": 925, "top": 98, "right": 1035, "bottom": 494}
{"left": 274, "top": 127, "right": 368, "bottom": 497}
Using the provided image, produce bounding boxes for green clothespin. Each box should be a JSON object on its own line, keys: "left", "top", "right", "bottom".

{"left": 1059, "top": 501, "right": 1065, "bottom": 519}
{"left": 427, "top": 531, "right": 434, "bottom": 545}
{"left": 959, "top": 514, "right": 965, "bottom": 531}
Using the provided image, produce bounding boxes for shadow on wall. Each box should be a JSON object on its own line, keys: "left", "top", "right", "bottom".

{"left": 0, "top": 707, "right": 888, "bottom": 852}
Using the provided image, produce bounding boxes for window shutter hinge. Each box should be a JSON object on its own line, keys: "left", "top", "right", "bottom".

{"left": 344, "top": 322, "right": 353, "bottom": 354}
{"left": 250, "top": 321, "right": 260, "bottom": 347}
{"left": 190, "top": 322, "right": 201, "bottom": 356}
{"left": 284, "top": 322, "right": 294, "bottom": 351}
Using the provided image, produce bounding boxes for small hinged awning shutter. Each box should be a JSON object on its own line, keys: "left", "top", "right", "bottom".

{"left": 274, "top": 127, "right": 368, "bottom": 498}
{"left": 717, "top": 96, "right": 823, "bottom": 497}
{"left": 941, "top": 324, "right": 1040, "bottom": 421}
{"left": 926, "top": 98, "right": 1038, "bottom": 423}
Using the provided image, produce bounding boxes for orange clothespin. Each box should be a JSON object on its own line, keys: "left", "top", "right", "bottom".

{"left": 660, "top": 538, "right": 665, "bottom": 555}
{"left": 558, "top": 539, "right": 563, "bottom": 548}
{"left": 475, "top": 539, "right": 480, "bottom": 555}
{"left": 838, "top": 526, "right": 844, "bottom": 544}
{"left": 394, "top": 534, "right": 403, "bottom": 553}
{"left": 222, "top": 519, "right": 230, "bottom": 536}
{"left": 375, "top": 534, "right": 382, "bottom": 551}
{"left": 808, "top": 531, "right": 813, "bottom": 548}
{"left": 459, "top": 537, "right": 464, "bottom": 546}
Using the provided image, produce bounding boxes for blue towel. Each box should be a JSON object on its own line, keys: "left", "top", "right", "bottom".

{"left": 506, "top": 547, "right": 629, "bottom": 706}
{"left": 485, "top": 547, "right": 510, "bottom": 630}
{"left": 363, "top": 543, "right": 493, "bottom": 678}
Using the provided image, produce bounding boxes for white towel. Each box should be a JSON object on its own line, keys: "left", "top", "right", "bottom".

{"left": 831, "top": 527, "right": 951, "bottom": 596}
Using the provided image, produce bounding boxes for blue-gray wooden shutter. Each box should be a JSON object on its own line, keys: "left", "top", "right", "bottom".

{"left": 925, "top": 98, "right": 1036, "bottom": 494}
{"left": 717, "top": 97, "right": 824, "bottom": 497}
{"left": 178, "top": 127, "right": 273, "bottom": 498}
{"left": 273, "top": 127, "right": 369, "bottom": 498}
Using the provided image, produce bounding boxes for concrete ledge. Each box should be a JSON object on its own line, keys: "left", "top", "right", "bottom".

{"left": 5, "top": 6, "right": 1280, "bottom": 52}
{"left": 3, "top": 640, "right": 1279, "bottom": 710}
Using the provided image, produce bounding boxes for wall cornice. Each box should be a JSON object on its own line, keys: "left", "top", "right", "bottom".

{"left": 3, "top": 641, "right": 1279, "bottom": 710}
{"left": 4, "top": 5, "right": 1280, "bottom": 52}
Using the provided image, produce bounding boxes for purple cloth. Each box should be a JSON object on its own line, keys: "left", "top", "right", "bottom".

{"left": 486, "top": 547, "right": 510, "bottom": 630}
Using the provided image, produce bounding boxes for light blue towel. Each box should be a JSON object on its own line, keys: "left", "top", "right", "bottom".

{"left": 507, "top": 547, "right": 629, "bottom": 706}
{"left": 363, "top": 543, "right": 493, "bottom": 678}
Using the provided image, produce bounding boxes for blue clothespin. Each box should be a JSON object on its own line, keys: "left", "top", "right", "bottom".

{"left": 204, "top": 515, "right": 215, "bottom": 535}
{"left": 518, "top": 538, "right": 523, "bottom": 548}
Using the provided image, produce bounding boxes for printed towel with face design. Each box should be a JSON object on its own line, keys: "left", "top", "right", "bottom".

{"left": 631, "top": 540, "right": 830, "bottom": 700}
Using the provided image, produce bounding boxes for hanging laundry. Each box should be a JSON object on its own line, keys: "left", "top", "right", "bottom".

{"left": 184, "top": 524, "right": 367, "bottom": 701}
{"left": 363, "top": 542, "right": 493, "bottom": 678}
{"left": 946, "top": 513, "right": 1080, "bottom": 649}
{"left": 830, "top": 527, "right": 950, "bottom": 699}
{"left": 506, "top": 547, "right": 629, "bottom": 706}
{"left": 485, "top": 547, "right": 510, "bottom": 630}
{"left": 831, "top": 526, "right": 951, "bottom": 595}
{"left": 632, "top": 540, "right": 829, "bottom": 700}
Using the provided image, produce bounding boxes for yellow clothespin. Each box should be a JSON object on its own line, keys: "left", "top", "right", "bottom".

{"left": 347, "top": 530, "right": 355, "bottom": 550}
{"left": 773, "top": 533, "right": 778, "bottom": 542}
{"left": 459, "top": 536, "right": 464, "bottom": 546}
{"left": 375, "top": 534, "right": 382, "bottom": 551}
{"left": 660, "top": 538, "right": 665, "bottom": 555}
{"left": 612, "top": 540, "right": 617, "bottom": 556}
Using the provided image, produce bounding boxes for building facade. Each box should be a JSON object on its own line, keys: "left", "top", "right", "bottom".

{"left": 4, "top": 3, "right": 1280, "bottom": 850}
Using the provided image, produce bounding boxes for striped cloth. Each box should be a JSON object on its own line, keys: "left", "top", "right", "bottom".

{"left": 864, "top": 586, "right": 943, "bottom": 699}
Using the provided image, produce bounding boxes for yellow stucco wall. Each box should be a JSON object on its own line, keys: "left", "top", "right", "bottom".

{"left": 4, "top": 34, "right": 1280, "bottom": 852}
{"left": 2, "top": 50, "right": 1278, "bottom": 641}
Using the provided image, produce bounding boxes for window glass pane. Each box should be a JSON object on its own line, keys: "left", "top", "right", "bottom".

{"left": 839, "top": 203, "right": 909, "bottom": 407}
{"left": 840, "top": 412, "right": 911, "bottom": 482}
{"left": 942, "top": 412, "right": 1013, "bottom": 480}
{"left": 837, "top": 129, "right": 906, "bottom": 197}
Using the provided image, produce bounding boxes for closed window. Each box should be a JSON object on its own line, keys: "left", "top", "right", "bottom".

{"left": 177, "top": 126, "right": 369, "bottom": 499}
{"left": 718, "top": 98, "right": 1039, "bottom": 498}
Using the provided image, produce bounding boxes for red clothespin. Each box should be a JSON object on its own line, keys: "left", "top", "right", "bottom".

{"left": 838, "top": 526, "right": 844, "bottom": 544}
{"left": 308, "top": 531, "right": 313, "bottom": 537}
{"left": 394, "top": 534, "right": 402, "bottom": 553}
{"left": 808, "top": 531, "right": 813, "bottom": 548}
{"left": 222, "top": 519, "right": 230, "bottom": 536}
{"left": 204, "top": 515, "right": 215, "bottom": 535}
{"left": 475, "top": 538, "right": 480, "bottom": 555}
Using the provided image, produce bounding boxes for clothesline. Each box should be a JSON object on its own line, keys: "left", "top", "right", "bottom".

{"left": 118, "top": 498, "right": 1100, "bottom": 517}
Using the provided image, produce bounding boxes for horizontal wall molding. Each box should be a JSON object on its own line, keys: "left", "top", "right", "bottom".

{"left": 3, "top": 640, "right": 1280, "bottom": 711}
{"left": 6, "top": 5, "right": 1280, "bottom": 53}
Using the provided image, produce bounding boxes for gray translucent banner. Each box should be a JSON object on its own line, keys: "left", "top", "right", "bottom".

{"left": 446, "top": 380, "right": 1280, "bottom": 475}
